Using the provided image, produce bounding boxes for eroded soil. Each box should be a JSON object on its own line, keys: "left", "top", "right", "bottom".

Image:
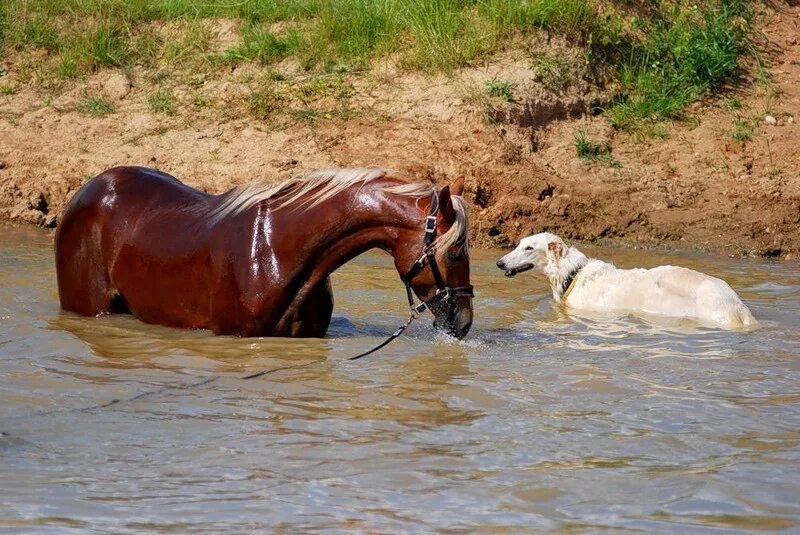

{"left": 1, "top": 4, "right": 798, "bottom": 257}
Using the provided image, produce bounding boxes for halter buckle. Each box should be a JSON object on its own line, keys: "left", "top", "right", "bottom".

{"left": 425, "top": 215, "right": 437, "bottom": 232}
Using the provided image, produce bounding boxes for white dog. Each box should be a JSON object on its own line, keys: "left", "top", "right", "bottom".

{"left": 496, "top": 232, "right": 757, "bottom": 330}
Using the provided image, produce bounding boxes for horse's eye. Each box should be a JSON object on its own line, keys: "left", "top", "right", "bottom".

{"left": 525, "top": 246, "right": 534, "bottom": 251}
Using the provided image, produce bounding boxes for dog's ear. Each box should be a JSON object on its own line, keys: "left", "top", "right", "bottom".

{"left": 547, "top": 240, "right": 565, "bottom": 258}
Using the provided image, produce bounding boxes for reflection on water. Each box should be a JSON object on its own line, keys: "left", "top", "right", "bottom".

{"left": 1, "top": 226, "right": 799, "bottom": 533}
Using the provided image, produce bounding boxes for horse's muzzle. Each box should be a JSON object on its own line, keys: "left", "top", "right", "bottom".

{"left": 433, "top": 304, "right": 473, "bottom": 339}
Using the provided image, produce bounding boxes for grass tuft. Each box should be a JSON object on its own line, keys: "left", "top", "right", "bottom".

{"left": 146, "top": 88, "right": 177, "bottom": 115}
{"left": 574, "top": 130, "right": 620, "bottom": 166}
{"left": 485, "top": 78, "right": 515, "bottom": 102}
{"left": 226, "top": 24, "right": 298, "bottom": 64}
{"left": 78, "top": 93, "right": 116, "bottom": 116}
{"left": 246, "top": 82, "right": 284, "bottom": 120}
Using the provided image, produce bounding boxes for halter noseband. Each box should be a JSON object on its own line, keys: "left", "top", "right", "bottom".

{"left": 348, "top": 190, "right": 473, "bottom": 361}
{"left": 399, "top": 191, "right": 474, "bottom": 316}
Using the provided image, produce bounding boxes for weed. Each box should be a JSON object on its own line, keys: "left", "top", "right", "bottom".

{"left": 607, "top": 0, "right": 752, "bottom": 130}
{"left": 78, "top": 93, "right": 117, "bottom": 117}
{"left": 295, "top": 75, "right": 354, "bottom": 105}
{"left": 226, "top": 24, "right": 297, "bottom": 64}
{"left": 724, "top": 98, "right": 742, "bottom": 110}
{"left": 0, "top": 84, "right": 15, "bottom": 95}
{"left": 246, "top": 83, "right": 284, "bottom": 120}
{"left": 165, "top": 20, "right": 212, "bottom": 63}
{"left": 532, "top": 52, "right": 573, "bottom": 93}
{"left": 57, "top": 56, "right": 79, "bottom": 79}
{"left": 147, "top": 88, "right": 177, "bottom": 115}
{"left": 292, "top": 107, "right": 321, "bottom": 124}
{"left": 485, "top": 78, "right": 515, "bottom": 103}
{"left": 192, "top": 93, "right": 210, "bottom": 108}
{"left": 403, "top": 0, "right": 488, "bottom": 71}
{"left": 575, "top": 130, "right": 610, "bottom": 159}
{"left": 574, "top": 130, "right": 619, "bottom": 166}
{"left": 731, "top": 116, "right": 755, "bottom": 142}
{"left": 0, "top": 0, "right": 754, "bottom": 131}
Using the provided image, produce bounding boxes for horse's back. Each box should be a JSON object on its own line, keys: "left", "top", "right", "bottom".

{"left": 55, "top": 167, "right": 215, "bottom": 318}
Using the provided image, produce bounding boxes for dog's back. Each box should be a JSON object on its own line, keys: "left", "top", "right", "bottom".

{"left": 567, "top": 263, "right": 758, "bottom": 330}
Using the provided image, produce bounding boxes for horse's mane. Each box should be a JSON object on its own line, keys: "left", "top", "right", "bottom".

{"left": 210, "top": 167, "right": 468, "bottom": 252}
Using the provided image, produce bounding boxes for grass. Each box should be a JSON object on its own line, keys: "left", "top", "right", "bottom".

{"left": 246, "top": 82, "right": 284, "bottom": 120}
{"left": 574, "top": 130, "right": 620, "bottom": 166}
{"left": 78, "top": 93, "right": 116, "bottom": 116}
{"left": 0, "top": 0, "right": 755, "bottom": 131}
{"left": 731, "top": 116, "right": 756, "bottom": 142}
{"left": 605, "top": 0, "right": 752, "bottom": 130}
{"left": 532, "top": 52, "right": 573, "bottom": 93}
{"left": 485, "top": 78, "right": 515, "bottom": 103}
{"left": 146, "top": 88, "right": 177, "bottom": 115}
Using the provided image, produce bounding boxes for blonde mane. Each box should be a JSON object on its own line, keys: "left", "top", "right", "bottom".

{"left": 210, "top": 167, "right": 468, "bottom": 252}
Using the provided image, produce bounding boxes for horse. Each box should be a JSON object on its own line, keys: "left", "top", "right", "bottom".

{"left": 54, "top": 166, "right": 473, "bottom": 339}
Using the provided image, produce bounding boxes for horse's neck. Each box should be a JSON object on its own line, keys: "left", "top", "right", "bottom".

{"left": 296, "top": 188, "right": 419, "bottom": 273}
{"left": 280, "top": 185, "right": 424, "bottom": 284}
{"left": 272, "top": 187, "right": 422, "bottom": 328}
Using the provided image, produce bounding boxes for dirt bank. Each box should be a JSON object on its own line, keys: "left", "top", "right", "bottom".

{"left": 1, "top": 5, "right": 798, "bottom": 257}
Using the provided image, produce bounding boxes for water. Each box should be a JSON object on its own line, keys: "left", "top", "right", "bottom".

{"left": 1, "top": 226, "right": 799, "bottom": 533}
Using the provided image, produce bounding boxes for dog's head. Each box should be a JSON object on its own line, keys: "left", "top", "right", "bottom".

{"left": 495, "top": 232, "right": 567, "bottom": 277}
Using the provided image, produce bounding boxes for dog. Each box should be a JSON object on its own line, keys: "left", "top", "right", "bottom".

{"left": 496, "top": 232, "right": 758, "bottom": 330}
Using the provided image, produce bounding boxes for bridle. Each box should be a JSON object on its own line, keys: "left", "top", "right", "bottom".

{"left": 349, "top": 190, "right": 474, "bottom": 360}
{"left": 11, "top": 191, "right": 474, "bottom": 420}
{"left": 399, "top": 190, "right": 474, "bottom": 315}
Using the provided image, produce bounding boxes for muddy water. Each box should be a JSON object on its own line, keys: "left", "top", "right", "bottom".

{"left": 1, "top": 226, "right": 799, "bottom": 533}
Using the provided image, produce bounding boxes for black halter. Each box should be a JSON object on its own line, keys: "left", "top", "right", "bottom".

{"left": 349, "top": 191, "right": 474, "bottom": 360}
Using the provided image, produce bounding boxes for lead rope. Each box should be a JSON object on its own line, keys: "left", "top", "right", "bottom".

{"left": 4, "top": 193, "right": 465, "bottom": 423}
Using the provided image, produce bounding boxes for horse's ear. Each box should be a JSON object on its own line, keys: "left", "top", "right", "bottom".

{"left": 438, "top": 177, "right": 464, "bottom": 222}
{"left": 450, "top": 176, "right": 465, "bottom": 197}
{"left": 438, "top": 185, "right": 455, "bottom": 222}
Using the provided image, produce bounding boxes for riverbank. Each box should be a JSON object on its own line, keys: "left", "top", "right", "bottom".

{"left": 0, "top": 1, "right": 798, "bottom": 257}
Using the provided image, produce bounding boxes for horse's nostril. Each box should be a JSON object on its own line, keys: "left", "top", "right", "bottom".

{"left": 496, "top": 260, "right": 505, "bottom": 269}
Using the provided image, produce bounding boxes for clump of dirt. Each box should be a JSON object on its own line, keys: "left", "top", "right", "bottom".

{"left": 1, "top": 5, "right": 799, "bottom": 258}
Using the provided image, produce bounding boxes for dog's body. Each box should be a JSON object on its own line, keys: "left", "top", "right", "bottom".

{"left": 496, "top": 233, "right": 757, "bottom": 330}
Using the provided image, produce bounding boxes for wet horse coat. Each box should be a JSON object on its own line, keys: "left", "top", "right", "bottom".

{"left": 55, "top": 167, "right": 472, "bottom": 338}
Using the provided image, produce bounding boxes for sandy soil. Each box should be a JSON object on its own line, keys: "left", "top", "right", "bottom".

{"left": 1, "top": 4, "right": 798, "bottom": 257}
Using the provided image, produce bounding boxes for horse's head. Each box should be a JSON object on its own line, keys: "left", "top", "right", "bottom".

{"left": 393, "top": 177, "right": 473, "bottom": 339}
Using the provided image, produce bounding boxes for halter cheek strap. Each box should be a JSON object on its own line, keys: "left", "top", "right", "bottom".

{"left": 399, "top": 191, "right": 473, "bottom": 314}
{"left": 348, "top": 190, "right": 473, "bottom": 361}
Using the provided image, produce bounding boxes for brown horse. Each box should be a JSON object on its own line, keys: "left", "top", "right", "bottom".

{"left": 54, "top": 166, "right": 473, "bottom": 339}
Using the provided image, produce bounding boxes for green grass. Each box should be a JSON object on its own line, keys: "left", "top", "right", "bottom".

{"left": 575, "top": 130, "right": 611, "bottom": 159}
{"left": 574, "top": 130, "right": 620, "bottom": 166}
{"left": 485, "top": 78, "right": 515, "bottom": 102}
{"left": 246, "top": 82, "right": 284, "bottom": 120}
{"left": 78, "top": 93, "right": 116, "bottom": 116}
{"left": 226, "top": 24, "right": 299, "bottom": 64}
{"left": 532, "top": 52, "right": 573, "bottom": 93}
{"left": 605, "top": 0, "right": 752, "bottom": 130}
{"left": 731, "top": 116, "right": 756, "bottom": 141}
{"left": 1, "top": 0, "right": 755, "bottom": 131}
{"left": 146, "top": 88, "right": 177, "bottom": 114}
